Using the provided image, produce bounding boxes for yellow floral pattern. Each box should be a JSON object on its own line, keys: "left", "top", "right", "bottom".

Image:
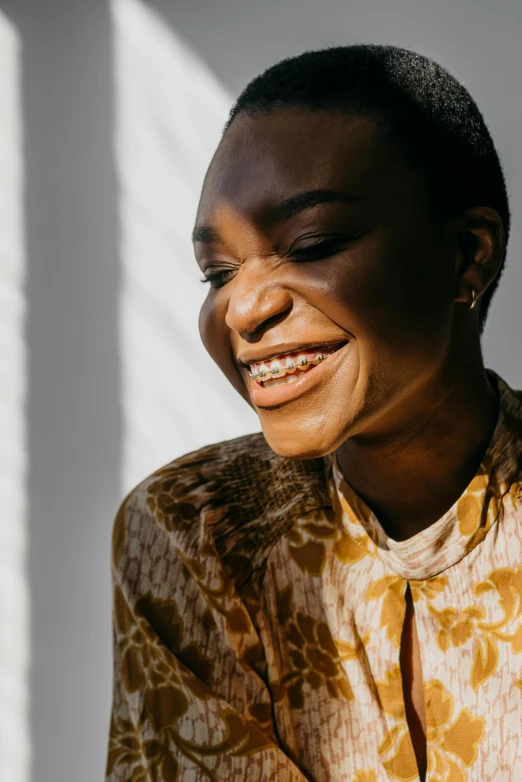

{"left": 374, "top": 665, "right": 418, "bottom": 780}
{"left": 424, "top": 681, "right": 485, "bottom": 781}
{"left": 284, "top": 505, "right": 375, "bottom": 578}
{"left": 426, "top": 567, "right": 522, "bottom": 691}
{"left": 375, "top": 672, "right": 486, "bottom": 782}
{"left": 353, "top": 772, "right": 378, "bottom": 782}
{"left": 106, "top": 370, "right": 522, "bottom": 781}
{"left": 366, "top": 576, "right": 407, "bottom": 647}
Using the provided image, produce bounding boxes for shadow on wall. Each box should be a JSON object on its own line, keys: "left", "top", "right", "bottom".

{"left": 2, "top": 0, "right": 522, "bottom": 779}
{"left": 1, "top": 0, "right": 259, "bottom": 779}
{"left": 2, "top": 0, "right": 122, "bottom": 780}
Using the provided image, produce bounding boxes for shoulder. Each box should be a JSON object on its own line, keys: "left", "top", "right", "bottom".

{"left": 493, "top": 371, "right": 522, "bottom": 465}
{"left": 500, "top": 379, "right": 522, "bottom": 434}
{"left": 111, "top": 431, "right": 332, "bottom": 581}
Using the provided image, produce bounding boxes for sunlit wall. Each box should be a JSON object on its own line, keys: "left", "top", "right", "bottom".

{"left": 0, "top": 2, "right": 519, "bottom": 781}
{"left": 0, "top": 10, "right": 29, "bottom": 782}
{"left": 110, "top": 0, "right": 259, "bottom": 495}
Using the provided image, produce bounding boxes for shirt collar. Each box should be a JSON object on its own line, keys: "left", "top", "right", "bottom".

{"left": 326, "top": 369, "right": 522, "bottom": 580}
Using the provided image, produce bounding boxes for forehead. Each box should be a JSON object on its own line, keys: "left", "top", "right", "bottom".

{"left": 196, "top": 110, "right": 416, "bottom": 228}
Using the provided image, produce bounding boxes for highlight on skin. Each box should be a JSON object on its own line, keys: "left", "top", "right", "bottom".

{"left": 194, "top": 117, "right": 504, "bottom": 460}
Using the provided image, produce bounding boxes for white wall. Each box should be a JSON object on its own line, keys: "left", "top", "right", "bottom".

{"left": 1, "top": 1, "right": 520, "bottom": 780}
{"left": 2, "top": 2, "right": 122, "bottom": 780}
{"left": 111, "top": 0, "right": 258, "bottom": 494}
{"left": 0, "top": 11, "right": 29, "bottom": 782}
{"left": 153, "top": 0, "right": 522, "bottom": 388}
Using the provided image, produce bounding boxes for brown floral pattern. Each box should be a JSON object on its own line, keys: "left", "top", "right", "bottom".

{"left": 284, "top": 505, "right": 374, "bottom": 578}
{"left": 107, "top": 579, "right": 276, "bottom": 780}
{"left": 270, "top": 583, "right": 354, "bottom": 709}
{"left": 106, "top": 370, "right": 522, "bottom": 781}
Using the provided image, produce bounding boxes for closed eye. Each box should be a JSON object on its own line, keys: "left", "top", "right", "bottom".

{"left": 285, "top": 231, "right": 367, "bottom": 262}
{"left": 199, "top": 232, "right": 367, "bottom": 287}
{"left": 200, "top": 267, "right": 236, "bottom": 287}
{"left": 287, "top": 239, "right": 346, "bottom": 261}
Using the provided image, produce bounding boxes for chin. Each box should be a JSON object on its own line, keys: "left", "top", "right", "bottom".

{"left": 259, "top": 417, "right": 343, "bottom": 461}
{"left": 251, "top": 351, "right": 364, "bottom": 459}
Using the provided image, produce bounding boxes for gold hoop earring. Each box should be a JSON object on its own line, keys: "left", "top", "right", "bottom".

{"left": 467, "top": 288, "right": 477, "bottom": 309}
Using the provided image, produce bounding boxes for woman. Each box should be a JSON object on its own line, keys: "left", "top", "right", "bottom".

{"left": 106, "top": 45, "right": 522, "bottom": 781}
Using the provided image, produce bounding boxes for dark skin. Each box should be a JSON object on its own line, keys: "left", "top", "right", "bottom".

{"left": 193, "top": 108, "right": 505, "bottom": 780}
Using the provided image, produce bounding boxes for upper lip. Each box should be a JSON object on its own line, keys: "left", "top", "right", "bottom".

{"left": 237, "top": 339, "right": 349, "bottom": 366}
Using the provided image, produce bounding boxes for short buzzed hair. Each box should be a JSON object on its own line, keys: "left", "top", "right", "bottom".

{"left": 225, "top": 45, "right": 510, "bottom": 333}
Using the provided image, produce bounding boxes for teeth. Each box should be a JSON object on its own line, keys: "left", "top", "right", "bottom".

{"left": 262, "top": 374, "right": 299, "bottom": 387}
{"left": 249, "top": 347, "right": 339, "bottom": 381}
{"left": 267, "top": 360, "right": 286, "bottom": 379}
{"left": 296, "top": 353, "right": 312, "bottom": 371}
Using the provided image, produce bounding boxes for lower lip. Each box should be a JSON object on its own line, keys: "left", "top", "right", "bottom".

{"left": 249, "top": 341, "right": 352, "bottom": 408}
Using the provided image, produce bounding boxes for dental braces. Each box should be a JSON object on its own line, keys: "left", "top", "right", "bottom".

{"left": 249, "top": 353, "right": 326, "bottom": 380}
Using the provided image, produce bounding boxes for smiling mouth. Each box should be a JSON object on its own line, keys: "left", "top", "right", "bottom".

{"left": 248, "top": 342, "right": 348, "bottom": 387}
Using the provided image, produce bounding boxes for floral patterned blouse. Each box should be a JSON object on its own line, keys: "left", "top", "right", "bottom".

{"left": 106, "top": 368, "right": 522, "bottom": 782}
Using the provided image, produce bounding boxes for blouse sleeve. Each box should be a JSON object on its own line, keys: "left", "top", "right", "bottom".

{"left": 104, "top": 476, "right": 307, "bottom": 782}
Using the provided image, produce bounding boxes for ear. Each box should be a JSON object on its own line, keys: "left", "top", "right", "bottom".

{"left": 454, "top": 206, "right": 506, "bottom": 311}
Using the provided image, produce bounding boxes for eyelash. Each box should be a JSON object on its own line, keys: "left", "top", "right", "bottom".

{"left": 199, "top": 269, "right": 236, "bottom": 287}
{"left": 200, "top": 239, "right": 346, "bottom": 288}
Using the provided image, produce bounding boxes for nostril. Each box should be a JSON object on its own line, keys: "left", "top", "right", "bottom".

{"left": 227, "top": 285, "right": 293, "bottom": 341}
{"left": 241, "top": 308, "right": 293, "bottom": 342}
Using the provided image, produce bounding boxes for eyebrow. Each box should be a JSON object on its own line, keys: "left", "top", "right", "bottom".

{"left": 191, "top": 189, "right": 362, "bottom": 244}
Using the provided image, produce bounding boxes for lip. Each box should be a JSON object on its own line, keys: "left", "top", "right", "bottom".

{"left": 248, "top": 340, "right": 352, "bottom": 408}
{"left": 238, "top": 340, "right": 348, "bottom": 366}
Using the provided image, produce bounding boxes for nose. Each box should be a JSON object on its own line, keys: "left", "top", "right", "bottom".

{"left": 225, "top": 265, "right": 293, "bottom": 339}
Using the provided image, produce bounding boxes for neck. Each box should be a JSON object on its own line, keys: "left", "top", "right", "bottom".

{"left": 335, "top": 362, "right": 500, "bottom": 542}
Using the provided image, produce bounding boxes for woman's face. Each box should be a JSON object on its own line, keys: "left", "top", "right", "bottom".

{"left": 194, "top": 109, "right": 461, "bottom": 459}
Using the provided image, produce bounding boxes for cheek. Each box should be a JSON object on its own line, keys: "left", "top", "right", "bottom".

{"left": 198, "top": 297, "right": 213, "bottom": 355}
{"left": 198, "top": 296, "right": 226, "bottom": 362}
{"left": 301, "top": 240, "right": 453, "bottom": 396}
{"left": 198, "top": 294, "right": 250, "bottom": 400}
{"left": 331, "top": 233, "right": 453, "bottom": 346}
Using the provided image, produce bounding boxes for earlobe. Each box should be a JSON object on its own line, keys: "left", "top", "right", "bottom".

{"left": 454, "top": 206, "right": 505, "bottom": 309}
{"left": 467, "top": 287, "right": 478, "bottom": 310}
